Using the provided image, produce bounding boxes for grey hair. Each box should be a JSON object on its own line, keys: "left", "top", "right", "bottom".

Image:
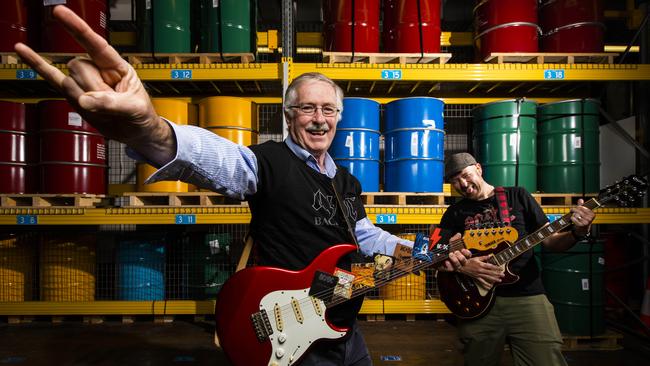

{"left": 283, "top": 72, "right": 344, "bottom": 122}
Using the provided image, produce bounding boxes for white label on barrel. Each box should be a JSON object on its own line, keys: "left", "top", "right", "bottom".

{"left": 509, "top": 134, "right": 517, "bottom": 147}
{"left": 44, "top": 0, "right": 67, "bottom": 5}
{"left": 96, "top": 144, "right": 106, "bottom": 160}
{"left": 422, "top": 119, "right": 435, "bottom": 127}
{"left": 100, "top": 11, "right": 107, "bottom": 29}
{"left": 598, "top": 257, "right": 605, "bottom": 265}
{"left": 581, "top": 278, "right": 590, "bottom": 291}
{"left": 213, "top": 0, "right": 219, "bottom": 7}
{"left": 68, "top": 112, "right": 82, "bottom": 127}
{"left": 411, "top": 133, "right": 418, "bottom": 156}
{"left": 574, "top": 136, "right": 582, "bottom": 148}
{"left": 146, "top": 0, "right": 152, "bottom": 9}
{"left": 345, "top": 135, "right": 354, "bottom": 156}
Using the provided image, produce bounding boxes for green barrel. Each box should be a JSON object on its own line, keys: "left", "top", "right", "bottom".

{"left": 542, "top": 240, "right": 605, "bottom": 336}
{"left": 153, "top": 0, "right": 192, "bottom": 53}
{"left": 136, "top": 0, "right": 153, "bottom": 52}
{"left": 537, "top": 99, "right": 600, "bottom": 193}
{"left": 200, "top": 0, "right": 254, "bottom": 53}
{"left": 184, "top": 233, "right": 232, "bottom": 299}
{"left": 472, "top": 99, "right": 538, "bottom": 192}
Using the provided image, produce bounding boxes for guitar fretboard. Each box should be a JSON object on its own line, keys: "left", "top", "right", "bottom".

{"left": 488, "top": 198, "right": 601, "bottom": 266}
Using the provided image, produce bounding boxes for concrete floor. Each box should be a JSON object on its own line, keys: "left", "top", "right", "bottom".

{"left": 0, "top": 319, "right": 648, "bottom": 365}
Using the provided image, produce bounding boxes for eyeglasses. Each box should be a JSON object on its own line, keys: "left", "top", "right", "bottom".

{"left": 289, "top": 104, "right": 340, "bottom": 117}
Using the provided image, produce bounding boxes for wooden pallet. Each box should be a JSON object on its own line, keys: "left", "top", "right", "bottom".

{"left": 0, "top": 194, "right": 106, "bottom": 208}
{"left": 123, "top": 52, "right": 255, "bottom": 64}
{"left": 362, "top": 192, "right": 448, "bottom": 206}
{"left": 322, "top": 51, "right": 452, "bottom": 64}
{"left": 562, "top": 330, "right": 623, "bottom": 351}
{"left": 484, "top": 52, "right": 618, "bottom": 64}
{"left": 0, "top": 52, "right": 91, "bottom": 65}
{"left": 531, "top": 193, "right": 598, "bottom": 206}
{"left": 121, "top": 192, "right": 246, "bottom": 207}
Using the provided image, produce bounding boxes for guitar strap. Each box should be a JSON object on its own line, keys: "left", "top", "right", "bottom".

{"left": 331, "top": 181, "right": 361, "bottom": 251}
{"left": 494, "top": 187, "right": 511, "bottom": 226}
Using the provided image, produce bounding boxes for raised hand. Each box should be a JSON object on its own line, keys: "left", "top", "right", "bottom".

{"left": 14, "top": 5, "right": 175, "bottom": 166}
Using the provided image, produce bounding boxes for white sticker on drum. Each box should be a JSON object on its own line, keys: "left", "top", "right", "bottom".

{"left": 598, "top": 257, "right": 605, "bottom": 265}
{"left": 422, "top": 119, "right": 435, "bottom": 127}
{"left": 146, "top": 0, "right": 152, "bottom": 9}
{"left": 213, "top": 0, "right": 220, "bottom": 7}
{"left": 96, "top": 144, "right": 106, "bottom": 161}
{"left": 581, "top": 278, "right": 590, "bottom": 291}
{"left": 411, "top": 132, "right": 419, "bottom": 156}
{"left": 100, "top": 11, "right": 107, "bottom": 29}
{"left": 508, "top": 134, "right": 517, "bottom": 147}
{"left": 68, "top": 112, "right": 82, "bottom": 127}
{"left": 44, "top": 0, "right": 67, "bottom": 5}
{"left": 345, "top": 135, "right": 354, "bottom": 156}
{"left": 574, "top": 136, "right": 582, "bottom": 148}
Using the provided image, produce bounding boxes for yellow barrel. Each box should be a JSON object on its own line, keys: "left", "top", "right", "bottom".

{"left": 380, "top": 232, "right": 426, "bottom": 300}
{"left": 0, "top": 234, "right": 33, "bottom": 301}
{"left": 40, "top": 236, "right": 96, "bottom": 301}
{"left": 137, "top": 98, "right": 189, "bottom": 192}
{"left": 199, "top": 96, "right": 258, "bottom": 146}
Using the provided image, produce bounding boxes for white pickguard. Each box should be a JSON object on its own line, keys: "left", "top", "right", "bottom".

{"left": 259, "top": 287, "right": 346, "bottom": 366}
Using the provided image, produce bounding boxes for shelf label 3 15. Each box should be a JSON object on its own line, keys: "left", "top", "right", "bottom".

{"left": 381, "top": 70, "right": 402, "bottom": 80}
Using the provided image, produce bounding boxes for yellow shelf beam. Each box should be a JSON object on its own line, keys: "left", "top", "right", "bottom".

{"left": 0, "top": 299, "right": 441, "bottom": 315}
{"left": 292, "top": 63, "right": 650, "bottom": 82}
{"left": 2, "top": 206, "right": 649, "bottom": 225}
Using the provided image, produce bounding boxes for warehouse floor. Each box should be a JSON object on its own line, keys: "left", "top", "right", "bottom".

{"left": 0, "top": 318, "right": 648, "bottom": 365}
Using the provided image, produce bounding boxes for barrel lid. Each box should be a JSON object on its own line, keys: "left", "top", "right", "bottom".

{"left": 537, "top": 98, "right": 601, "bottom": 110}
{"left": 386, "top": 96, "right": 445, "bottom": 104}
{"left": 472, "top": 98, "right": 538, "bottom": 111}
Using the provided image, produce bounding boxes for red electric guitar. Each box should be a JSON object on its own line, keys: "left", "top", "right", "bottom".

{"left": 437, "top": 175, "right": 648, "bottom": 319}
{"left": 214, "top": 229, "right": 513, "bottom": 366}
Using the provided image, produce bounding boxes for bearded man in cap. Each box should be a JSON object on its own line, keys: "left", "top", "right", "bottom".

{"left": 437, "top": 152, "right": 596, "bottom": 366}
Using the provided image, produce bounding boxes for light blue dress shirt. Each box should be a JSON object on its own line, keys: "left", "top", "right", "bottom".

{"left": 143, "top": 121, "right": 413, "bottom": 257}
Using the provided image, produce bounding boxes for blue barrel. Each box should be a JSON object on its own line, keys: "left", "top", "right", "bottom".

{"left": 329, "top": 98, "right": 380, "bottom": 192}
{"left": 116, "top": 240, "right": 165, "bottom": 301}
{"left": 384, "top": 97, "right": 445, "bottom": 192}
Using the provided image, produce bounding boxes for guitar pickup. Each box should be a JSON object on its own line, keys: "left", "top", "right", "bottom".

{"left": 251, "top": 309, "right": 274, "bottom": 343}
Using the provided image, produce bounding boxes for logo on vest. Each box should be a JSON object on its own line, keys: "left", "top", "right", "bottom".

{"left": 312, "top": 189, "right": 338, "bottom": 226}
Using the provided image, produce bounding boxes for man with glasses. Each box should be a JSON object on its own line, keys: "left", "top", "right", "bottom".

{"left": 16, "top": 5, "right": 470, "bottom": 365}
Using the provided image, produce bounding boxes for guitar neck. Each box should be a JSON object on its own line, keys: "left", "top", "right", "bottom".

{"left": 326, "top": 239, "right": 467, "bottom": 307}
{"left": 488, "top": 198, "right": 601, "bottom": 266}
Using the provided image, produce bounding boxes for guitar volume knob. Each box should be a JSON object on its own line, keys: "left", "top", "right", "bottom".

{"left": 276, "top": 348, "right": 285, "bottom": 358}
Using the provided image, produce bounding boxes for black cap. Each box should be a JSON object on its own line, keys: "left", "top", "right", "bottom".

{"left": 445, "top": 153, "right": 477, "bottom": 180}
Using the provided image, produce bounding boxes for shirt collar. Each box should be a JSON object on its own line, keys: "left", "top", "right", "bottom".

{"left": 285, "top": 135, "right": 337, "bottom": 178}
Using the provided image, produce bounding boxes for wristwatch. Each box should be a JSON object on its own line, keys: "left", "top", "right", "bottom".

{"left": 571, "top": 228, "right": 591, "bottom": 241}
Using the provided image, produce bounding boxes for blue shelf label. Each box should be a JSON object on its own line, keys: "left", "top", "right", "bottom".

{"left": 175, "top": 214, "right": 196, "bottom": 224}
{"left": 544, "top": 69, "right": 565, "bottom": 80}
{"left": 380, "top": 355, "right": 402, "bottom": 361}
{"left": 16, "top": 215, "right": 38, "bottom": 225}
{"left": 381, "top": 69, "right": 402, "bottom": 80}
{"left": 376, "top": 214, "right": 397, "bottom": 224}
{"left": 546, "top": 214, "right": 562, "bottom": 222}
{"left": 171, "top": 69, "right": 192, "bottom": 79}
{"left": 16, "top": 69, "right": 37, "bottom": 80}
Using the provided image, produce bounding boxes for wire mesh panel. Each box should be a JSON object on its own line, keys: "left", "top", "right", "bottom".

{"left": 108, "top": 140, "right": 136, "bottom": 185}
{"left": 257, "top": 104, "right": 284, "bottom": 144}
{"left": 0, "top": 233, "right": 36, "bottom": 302}
{"left": 40, "top": 234, "right": 96, "bottom": 301}
{"left": 444, "top": 104, "right": 475, "bottom": 156}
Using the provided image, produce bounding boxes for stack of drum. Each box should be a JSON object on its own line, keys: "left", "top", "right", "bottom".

{"left": 383, "top": 0, "right": 441, "bottom": 53}
{"left": 323, "top": 0, "right": 380, "bottom": 52}
{"left": 0, "top": 101, "right": 38, "bottom": 194}
{"left": 38, "top": 101, "right": 107, "bottom": 195}
{"left": 199, "top": 96, "right": 258, "bottom": 146}
{"left": 40, "top": 235, "right": 96, "bottom": 301}
{"left": 474, "top": 0, "right": 540, "bottom": 61}
{"left": 540, "top": 0, "right": 605, "bottom": 53}
{"left": 0, "top": 234, "right": 34, "bottom": 302}
{"left": 41, "top": 0, "right": 108, "bottom": 53}
{"left": 116, "top": 238, "right": 166, "bottom": 301}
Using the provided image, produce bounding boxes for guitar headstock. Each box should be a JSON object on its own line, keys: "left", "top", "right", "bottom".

{"left": 462, "top": 224, "right": 519, "bottom": 251}
{"left": 598, "top": 175, "right": 648, "bottom": 207}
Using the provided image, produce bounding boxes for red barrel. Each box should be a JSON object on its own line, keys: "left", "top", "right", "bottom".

{"left": 383, "top": 0, "right": 441, "bottom": 53}
{"left": 0, "top": 0, "right": 28, "bottom": 52}
{"left": 473, "top": 0, "right": 540, "bottom": 61}
{"left": 540, "top": 0, "right": 604, "bottom": 52}
{"left": 0, "top": 102, "right": 38, "bottom": 194}
{"left": 41, "top": 0, "right": 108, "bottom": 53}
{"left": 323, "top": 0, "right": 380, "bottom": 52}
{"left": 38, "top": 101, "right": 106, "bottom": 194}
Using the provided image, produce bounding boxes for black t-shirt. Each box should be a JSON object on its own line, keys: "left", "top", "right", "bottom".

{"left": 439, "top": 186, "right": 548, "bottom": 296}
{"left": 247, "top": 141, "right": 367, "bottom": 325}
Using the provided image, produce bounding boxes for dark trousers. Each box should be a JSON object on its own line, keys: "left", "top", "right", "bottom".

{"left": 299, "top": 321, "right": 372, "bottom": 366}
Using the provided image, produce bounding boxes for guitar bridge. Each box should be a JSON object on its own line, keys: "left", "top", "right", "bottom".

{"left": 251, "top": 309, "right": 273, "bottom": 342}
